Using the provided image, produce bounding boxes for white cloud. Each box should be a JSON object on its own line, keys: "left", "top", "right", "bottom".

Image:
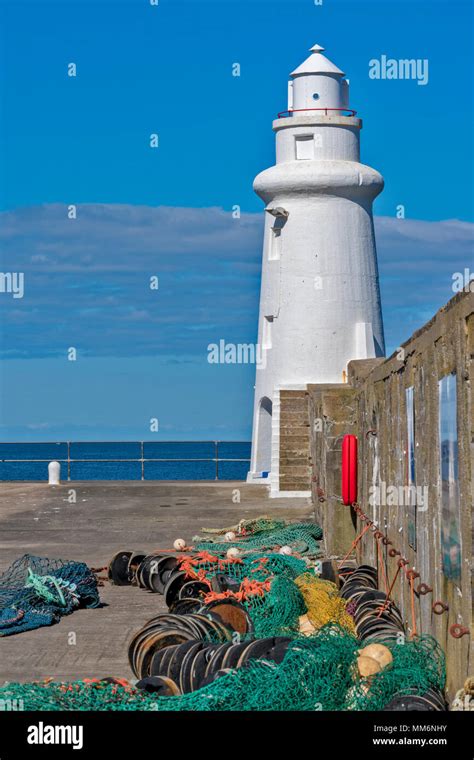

{"left": 0, "top": 204, "right": 472, "bottom": 358}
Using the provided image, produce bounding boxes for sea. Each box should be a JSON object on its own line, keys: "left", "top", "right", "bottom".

{"left": 0, "top": 442, "right": 251, "bottom": 481}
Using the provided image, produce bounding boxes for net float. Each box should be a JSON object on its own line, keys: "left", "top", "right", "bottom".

{"left": 357, "top": 655, "right": 382, "bottom": 678}
{"left": 358, "top": 643, "right": 393, "bottom": 670}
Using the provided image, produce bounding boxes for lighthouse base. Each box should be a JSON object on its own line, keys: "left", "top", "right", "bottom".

{"left": 248, "top": 386, "right": 312, "bottom": 499}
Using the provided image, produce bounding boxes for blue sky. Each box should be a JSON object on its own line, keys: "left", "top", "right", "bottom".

{"left": 0, "top": 0, "right": 473, "bottom": 440}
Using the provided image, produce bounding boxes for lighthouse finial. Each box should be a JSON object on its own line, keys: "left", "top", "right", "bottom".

{"left": 310, "top": 43, "right": 325, "bottom": 53}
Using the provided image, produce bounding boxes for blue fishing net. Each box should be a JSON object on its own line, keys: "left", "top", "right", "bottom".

{"left": 0, "top": 554, "right": 100, "bottom": 636}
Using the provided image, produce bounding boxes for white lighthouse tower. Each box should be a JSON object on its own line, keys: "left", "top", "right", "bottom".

{"left": 248, "top": 43, "right": 385, "bottom": 493}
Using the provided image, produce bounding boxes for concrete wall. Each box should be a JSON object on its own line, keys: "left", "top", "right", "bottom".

{"left": 306, "top": 290, "right": 473, "bottom": 695}
{"left": 308, "top": 383, "right": 359, "bottom": 555}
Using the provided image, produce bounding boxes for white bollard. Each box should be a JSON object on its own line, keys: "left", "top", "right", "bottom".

{"left": 48, "top": 461, "right": 61, "bottom": 485}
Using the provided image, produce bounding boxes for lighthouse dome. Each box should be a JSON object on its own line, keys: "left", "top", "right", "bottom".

{"left": 290, "top": 44, "right": 345, "bottom": 77}
{"left": 288, "top": 43, "right": 349, "bottom": 113}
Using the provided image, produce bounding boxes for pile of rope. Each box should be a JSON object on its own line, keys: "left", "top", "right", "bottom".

{"left": 451, "top": 676, "right": 474, "bottom": 711}
{"left": 194, "top": 519, "right": 322, "bottom": 558}
{"left": 0, "top": 555, "right": 100, "bottom": 636}
{"left": 0, "top": 627, "right": 445, "bottom": 711}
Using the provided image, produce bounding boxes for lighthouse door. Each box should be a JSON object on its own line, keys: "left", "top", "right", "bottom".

{"left": 255, "top": 397, "right": 272, "bottom": 473}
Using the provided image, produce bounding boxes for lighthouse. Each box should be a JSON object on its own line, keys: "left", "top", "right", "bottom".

{"left": 248, "top": 43, "right": 385, "bottom": 492}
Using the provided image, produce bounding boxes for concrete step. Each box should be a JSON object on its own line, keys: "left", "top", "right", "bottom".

{"left": 280, "top": 414, "right": 310, "bottom": 425}
{"left": 280, "top": 466, "right": 312, "bottom": 477}
{"left": 280, "top": 451, "right": 311, "bottom": 470}
{"left": 280, "top": 400, "right": 309, "bottom": 411}
{"left": 278, "top": 480, "right": 312, "bottom": 491}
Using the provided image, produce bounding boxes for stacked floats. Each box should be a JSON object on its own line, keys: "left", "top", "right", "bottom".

{"left": 338, "top": 564, "right": 405, "bottom": 642}
{"left": 108, "top": 551, "right": 201, "bottom": 607}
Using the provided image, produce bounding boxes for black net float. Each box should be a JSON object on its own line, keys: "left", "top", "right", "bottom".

{"left": 108, "top": 551, "right": 133, "bottom": 585}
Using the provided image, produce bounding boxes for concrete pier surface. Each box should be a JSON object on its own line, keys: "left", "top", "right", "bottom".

{"left": 0, "top": 481, "right": 314, "bottom": 683}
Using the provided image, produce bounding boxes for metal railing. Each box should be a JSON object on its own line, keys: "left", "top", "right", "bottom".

{"left": 277, "top": 107, "right": 357, "bottom": 118}
{"left": 0, "top": 441, "right": 251, "bottom": 481}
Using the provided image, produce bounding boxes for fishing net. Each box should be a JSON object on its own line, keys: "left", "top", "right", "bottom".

{"left": 345, "top": 635, "right": 446, "bottom": 711}
{"left": 153, "top": 626, "right": 358, "bottom": 711}
{"left": 0, "top": 526, "right": 445, "bottom": 712}
{"left": 0, "top": 628, "right": 446, "bottom": 711}
{"left": 0, "top": 555, "right": 100, "bottom": 636}
{"left": 295, "top": 573, "right": 356, "bottom": 635}
{"left": 194, "top": 521, "right": 323, "bottom": 557}
{"left": 0, "top": 679, "right": 160, "bottom": 712}
{"left": 179, "top": 550, "right": 308, "bottom": 585}
{"left": 199, "top": 516, "right": 284, "bottom": 536}
{"left": 240, "top": 573, "right": 307, "bottom": 638}
{"left": 179, "top": 550, "right": 309, "bottom": 637}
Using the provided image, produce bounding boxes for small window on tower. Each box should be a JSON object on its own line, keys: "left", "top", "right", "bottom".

{"left": 295, "top": 135, "right": 314, "bottom": 160}
{"left": 262, "top": 316, "right": 273, "bottom": 350}
{"left": 312, "top": 93, "right": 320, "bottom": 100}
{"left": 269, "top": 228, "right": 281, "bottom": 261}
{"left": 268, "top": 216, "right": 285, "bottom": 260}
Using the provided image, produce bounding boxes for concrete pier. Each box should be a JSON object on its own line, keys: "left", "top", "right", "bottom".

{"left": 0, "top": 481, "right": 313, "bottom": 683}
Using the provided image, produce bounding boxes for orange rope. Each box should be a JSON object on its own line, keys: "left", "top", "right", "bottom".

{"left": 337, "top": 522, "right": 372, "bottom": 569}
{"left": 203, "top": 577, "right": 271, "bottom": 605}
{"left": 409, "top": 574, "right": 418, "bottom": 638}
{"left": 251, "top": 557, "right": 269, "bottom": 574}
{"left": 176, "top": 551, "right": 244, "bottom": 581}
{"left": 376, "top": 563, "right": 402, "bottom": 618}
{"left": 338, "top": 505, "right": 446, "bottom": 639}
{"left": 375, "top": 535, "right": 390, "bottom": 595}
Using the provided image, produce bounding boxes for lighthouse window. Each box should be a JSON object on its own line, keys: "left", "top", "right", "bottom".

{"left": 295, "top": 135, "right": 314, "bottom": 160}
{"left": 268, "top": 216, "right": 284, "bottom": 261}
{"left": 312, "top": 93, "right": 320, "bottom": 100}
{"left": 262, "top": 316, "right": 273, "bottom": 350}
{"left": 268, "top": 227, "right": 282, "bottom": 261}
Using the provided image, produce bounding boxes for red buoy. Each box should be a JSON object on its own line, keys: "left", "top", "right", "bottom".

{"left": 342, "top": 434, "right": 358, "bottom": 506}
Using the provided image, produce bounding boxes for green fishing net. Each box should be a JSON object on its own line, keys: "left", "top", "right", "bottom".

{"left": 346, "top": 635, "right": 446, "bottom": 711}
{"left": 179, "top": 551, "right": 309, "bottom": 637}
{"left": 180, "top": 551, "right": 308, "bottom": 584}
{"left": 200, "top": 516, "right": 285, "bottom": 536}
{"left": 243, "top": 573, "right": 307, "bottom": 638}
{"left": 194, "top": 521, "right": 323, "bottom": 557}
{"left": 0, "top": 679, "right": 159, "bottom": 712}
{"left": 0, "top": 628, "right": 445, "bottom": 712}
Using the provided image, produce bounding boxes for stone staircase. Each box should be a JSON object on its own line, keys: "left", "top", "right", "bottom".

{"left": 278, "top": 390, "right": 312, "bottom": 493}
